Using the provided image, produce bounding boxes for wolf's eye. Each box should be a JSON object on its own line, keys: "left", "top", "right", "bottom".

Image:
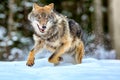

{"left": 34, "top": 14, "right": 38, "bottom": 17}
{"left": 43, "top": 15, "right": 48, "bottom": 19}
{"left": 34, "top": 14, "right": 41, "bottom": 20}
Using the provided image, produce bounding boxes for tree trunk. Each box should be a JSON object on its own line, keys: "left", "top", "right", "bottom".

{"left": 93, "top": 0, "right": 104, "bottom": 45}
{"left": 8, "top": 0, "right": 14, "bottom": 39}
{"left": 6, "top": 0, "right": 15, "bottom": 59}
{"left": 108, "top": 0, "right": 120, "bottom": 59}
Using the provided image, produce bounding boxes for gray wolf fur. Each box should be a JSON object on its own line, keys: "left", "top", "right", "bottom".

{"left": 26, "top": 3, "right": 84, "bottom": 66}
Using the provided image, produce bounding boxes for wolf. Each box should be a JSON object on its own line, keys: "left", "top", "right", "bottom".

{"left": 26, "top": 3, "right": 84, "bottom": 66}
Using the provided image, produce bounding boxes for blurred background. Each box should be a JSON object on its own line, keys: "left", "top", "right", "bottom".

{"left": 0, "top": 0, "right": 120, "bottom": 61}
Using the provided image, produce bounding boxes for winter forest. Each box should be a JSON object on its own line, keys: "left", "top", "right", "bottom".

{"left": 0, "top": 0, "right": 120, "bottom": 80}
{"left": 0, "top": 0, "right": 119, "bottom": 61}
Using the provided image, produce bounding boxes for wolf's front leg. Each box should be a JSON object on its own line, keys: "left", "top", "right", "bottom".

{"left": 26, "top": 43, "right": 44, "bottom": 66}
{"left": 26, "top": 39, "right": 44, "bottom": 66}
{"left": 26, "top": 48, "right": 35, "bottom": 66}
{"left": 48, "top": 41, "right": 71, "bottom": 64}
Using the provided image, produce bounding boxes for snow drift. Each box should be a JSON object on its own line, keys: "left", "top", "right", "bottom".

{"left": 0, "top": 58, "right": 120, "bottom": 80}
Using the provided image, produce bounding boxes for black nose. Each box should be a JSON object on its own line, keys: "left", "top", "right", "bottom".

{"left": 42, "top": 26, "right": 46, "bottom": 29}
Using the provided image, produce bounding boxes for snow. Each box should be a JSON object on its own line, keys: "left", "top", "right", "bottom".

{"left": 94, "top": 46, "right": 116, "bottom": 59}
{"left": 23, "top": 1, "right": 33, "bottom": 7}
{"left": 85, "top": 43, "right": 116, "bottom": 59}
{"left": 9, "top": 48, "right": 24, "bottom": 61}
{"left": 0, "top": 13, "right": 6, "bottom": 19}
{"left": 0, "top": 58, "right": 120, "bottom": 80}
{"left": 81, "top": 14, "right": 88, "bottom": 21}
{"left": 0, "top": 26, "right": 6, "bottom": 40}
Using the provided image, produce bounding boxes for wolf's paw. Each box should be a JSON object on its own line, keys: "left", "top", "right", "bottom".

{"left": 48, "top": 56, "right": 63, "bottom": 64}
{"left": 26, "top": 58, "right": 35, "bottom": 67}
{"left": 48, "top": 57, "right": 59, "bottom": 64}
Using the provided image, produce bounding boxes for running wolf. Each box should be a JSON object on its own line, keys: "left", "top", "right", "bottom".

{"left": 26, "top": 3, "right": 84, "bottom": 66}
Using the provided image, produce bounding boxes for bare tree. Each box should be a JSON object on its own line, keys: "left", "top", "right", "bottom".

{"left": 6, "top": 0, "right": 15, "bottom": 59}
{"left": 108, "top": 0, "right": 120, "bottom": 59}
{"left": 8, "top": 0, "right": 14, "bottom": 39}
{"left": 93, "top": 0, "right": 104, "bottom": 46}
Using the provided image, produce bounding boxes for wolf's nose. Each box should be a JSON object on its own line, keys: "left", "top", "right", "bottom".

{"left": 42, "top": 26, "right": 46, "bottom": 29}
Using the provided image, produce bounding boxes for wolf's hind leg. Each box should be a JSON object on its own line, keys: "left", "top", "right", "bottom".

{"left": 75, "top": 41, "right": 84, "bottom": 64}
{"left": 48, "top": 41, "right": 71, "bottom": 64}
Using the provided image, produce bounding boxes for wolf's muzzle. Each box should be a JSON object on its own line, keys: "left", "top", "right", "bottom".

{"left": 42, "top": 26, "right": 46, "bottom": 29}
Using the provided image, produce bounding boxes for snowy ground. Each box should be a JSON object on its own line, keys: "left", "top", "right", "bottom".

{"left": 0, "top": 58, "right": 120, "bottom": 80}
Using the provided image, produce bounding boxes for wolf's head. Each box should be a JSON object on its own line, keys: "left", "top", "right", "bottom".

{"left": 28, "top": 3, "right": 57, "bottom": 35}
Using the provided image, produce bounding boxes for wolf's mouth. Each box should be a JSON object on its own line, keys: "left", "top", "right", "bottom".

{"left": 37, "top": 24, "right": 45, "bottom": 33}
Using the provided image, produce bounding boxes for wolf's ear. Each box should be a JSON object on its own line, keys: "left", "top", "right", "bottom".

{"left": 47, "top": 3, "right": 54, "bottom": 11}
{"left": 32, "top": 3, "right": 40, "bottom": 11}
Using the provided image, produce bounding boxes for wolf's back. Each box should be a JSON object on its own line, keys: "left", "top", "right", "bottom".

{"left": 68, "top": 19, "right": 83, "bottom": 39}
